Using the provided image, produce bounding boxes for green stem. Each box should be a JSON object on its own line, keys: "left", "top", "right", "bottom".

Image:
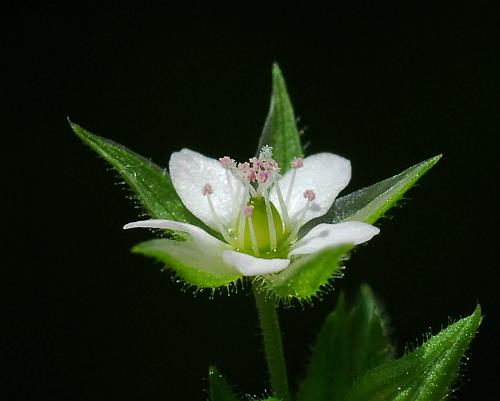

{"left": 253, "top": 285, "right": 291, "bottom": 401}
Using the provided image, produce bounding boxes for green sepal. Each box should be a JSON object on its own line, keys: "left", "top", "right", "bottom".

{"left": 258, "top": 63, "right": 303, "bottom": 174}
{"left": 132, "top": 239, "right": 241, "bottom": 290}
{"left": 300, "top": 155, "right": 442, "bottom": 237}
{"left": 257, "top": 245, "right": 351, "bottom": 303}
{"left": 344, "top": 305, "right": 482, "bottom": 401}
{"left": 208, "top": 366, "right": 240, "bottom": 401}
{"left": 297, "top": 286, "right": 394, "bottom": 401}
{"left": 70, "top": 121, "right": 214, "bottom": 234}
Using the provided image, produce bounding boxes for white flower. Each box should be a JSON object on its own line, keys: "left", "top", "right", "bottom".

{"left": 124, "top": 147, "right": 379, "bottom": 277}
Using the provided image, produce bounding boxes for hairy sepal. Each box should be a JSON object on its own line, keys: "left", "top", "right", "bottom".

{"left": 257, "top": 245, "right": 351, "bottom": 304}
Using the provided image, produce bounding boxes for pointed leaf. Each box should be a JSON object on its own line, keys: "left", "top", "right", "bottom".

{"left": 297, "top": 286, "right": 393, "bottom": 401}
{"left": 258, "top": 64, "right": 303, "bottom": 174}
{"left": 208, "top": 367, "right": 240, "bottom": 401}
{"left": 300, "top": 155, "right": 441, "bottom": 236}
{"left": 344, "top": 305, "right": 482, "bottom": 401}
{"left": 70, "top": 121, "right": 213, "bottom": 232}
{"left": 132, "top": 239, "right": 241, "bottom": 289}
{"left": 258, "top": 245, "right": 351, "bottom": 303}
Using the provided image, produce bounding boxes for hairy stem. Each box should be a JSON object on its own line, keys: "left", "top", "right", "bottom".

{"left": 253, "top": 285, "right": 291, "bottom": 401}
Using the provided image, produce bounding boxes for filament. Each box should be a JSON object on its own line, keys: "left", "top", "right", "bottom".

{"left": 207, "top": 195, "right": 234, "bottom": 245}
{"left": 274, "top": 180, "right": 291, "bottom": 231}
{"left": 247, "top": 215, "right": 260, "bottom": 257}
{"left": 264, "top": 194, "right": 277, "bottom": 251}
{"left": 285, "top": 169, "right": 297, "bottom": 206}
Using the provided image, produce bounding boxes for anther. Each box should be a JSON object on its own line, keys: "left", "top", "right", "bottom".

{"left": 291, "top": 157, "right": 304, "bottom": 169}
{"left": 258, "top": 171, "right": 269, "bottom": 183}
{"left": 304, "top": 189, "right": 316, "bottom": 202}
{"left": 265, "top": 160, "right": 278, "bottom": 172}
{"left": 244, "top": 206, "right": 254, "bottom": 216}
{"left": 219, "top": 156, "right": 235, "bottom": 169}
{"left": 202, "top": 183, "right": 213, "bottom": 196}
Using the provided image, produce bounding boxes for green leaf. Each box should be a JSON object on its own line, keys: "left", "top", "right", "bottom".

{"left": 258, "top": 63, "right": 303, "bottom": 174}
{"left": 70, "top": 121, "right": 212, "bottom": 232}
{"left": 132, "top": 239, "right": 241, "bottom": 289}
{"left": 300, "top": 155, "right": 442, "bottom": 236}
{"left": 297, "top": 286, "right": 393, "bottom": 401}
{"left": 208, "top": 367, "right": 240, "bottom": 401}
{"left": 344, "top": 305, "right": 482, "bottom": 401}
{"left": 258, "top": 245, "right": 351, "bottom": 303}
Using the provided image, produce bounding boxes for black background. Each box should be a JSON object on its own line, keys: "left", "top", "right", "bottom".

{"left": 4, "top": 4, "right": 499, "bottom": 400}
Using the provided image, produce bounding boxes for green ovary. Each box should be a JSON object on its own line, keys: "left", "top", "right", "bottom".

{"left": 237, "top": 197, "right": 285, "bottom": 257}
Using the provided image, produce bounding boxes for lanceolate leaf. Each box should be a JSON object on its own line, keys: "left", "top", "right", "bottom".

{"left": 258, "top": 64, "right": 303, "bottom": 174}
{"left": 300, "top": 155, "right": 442, "bottom": 236}
{"left": 258, "top": 245, "right": 351, "bottom": 303}
{"left": 70, "top": 121, "right": 211, "bottom": 232}
{"left": 132, "top": 239, "right": 241, "bottom": 289}
{"left": 208, "top": 367, "right": 240, "bottom": 401}
{"left": 344, "top": 306, "right": 482, "bottom": 401}
{"left": 297, "top": 286, "right": 393, "bottom": 401}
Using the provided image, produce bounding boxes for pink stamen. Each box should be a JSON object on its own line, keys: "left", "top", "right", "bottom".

{"left": 258, "top": 171, "right": 269, "bottom": 183}
{"left": 219, "top": 156, "right": 234, "bottom": 169}
{"left": 238, "top": 162, "right": 250, "bottom": 173}
{"left": 202, "top": 183, "right": 213, "bottom": 196}
{"left": 253, "top": 158, "right": 264, "bottom": 169}
{"left": 244, "top": 206, "right": 254, "bottom": 216}
{"left": 247, "top": 170, "right": 257, "bottom": 182}
{"left": 265, "top": 160, "right": 278, "bottom": 171}
{"left": 304, "top": 189, "right": 316, "bottom": 202}
{"left": 291, "top": 157, "right": 304, "bottom": 169}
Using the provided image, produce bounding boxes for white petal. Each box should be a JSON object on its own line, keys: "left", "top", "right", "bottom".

{"left": 271, "top": 153, "right": 351, "bottom": 226}
{"left": 169, "top": 149, "right": 244, "bottom": 231}
{"left": 124, "top": 219, "right": 230, "bottom": 250}
{"left": 222, "top": 250, "right": 290, "bottom": 276}
{"left": 124, "top": 219, "right": 238, "bottom": 276}
{"left": 288, "top": 221, "right": 380, "bottom": 257}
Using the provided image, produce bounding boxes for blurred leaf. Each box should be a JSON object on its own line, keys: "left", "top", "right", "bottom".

{"left": 258, "top": 245, "right": 351, "bottom": 303}
{"left": 70, "top": 121, "right": 213, "bottom": 233}
{"left": 132, "top": 239, "right": 241, "bottom": 289}
{"left": 300, "top": 155, "right": 441, "bottom": 237}
{"left": 258, "top": 63, "right": 303, "bottom": 174}
{"left": 344, "top": 305, "right": 482, "bottom": 401}
{"left": 297, "top": 286, "right": 393, "bottom": 401}
{"left": 208, "top": 367, "right": 240, "bottom": 401}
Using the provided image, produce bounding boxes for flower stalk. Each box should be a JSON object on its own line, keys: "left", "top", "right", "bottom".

{"left": 253, "top": 285, "right": 291, "bottom": 401}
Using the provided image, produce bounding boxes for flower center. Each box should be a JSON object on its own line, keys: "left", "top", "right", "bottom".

{"left": 238, "top": 196, "right": 285, "bottom": 257}
{"left": 202, "top": 146, "right": 316, "bottom": 258}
